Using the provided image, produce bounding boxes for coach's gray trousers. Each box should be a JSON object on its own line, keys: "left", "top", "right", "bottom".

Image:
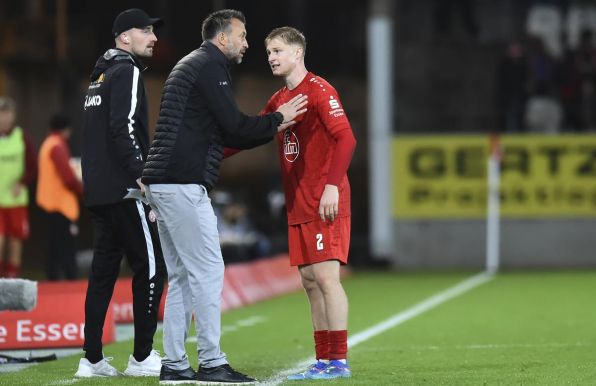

{"left": 146, "top": 184, "right": 227, "bottom": 370}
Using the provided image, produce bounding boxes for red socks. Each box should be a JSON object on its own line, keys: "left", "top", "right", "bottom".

{"left": 329, "top": 330, "right": 348, "bottom": 360}
{"left": 314, "top": 330, "right": 329, "bottom": 360}
{"left": 315, "top": 330, "right": 348, "bottom": 360}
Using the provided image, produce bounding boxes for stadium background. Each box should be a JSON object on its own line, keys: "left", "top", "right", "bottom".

{"left": 1, "top": 0, "right": 596, "bottom": 271}
{"left": 1, "top": 1, "right": 596, "bottom": 384}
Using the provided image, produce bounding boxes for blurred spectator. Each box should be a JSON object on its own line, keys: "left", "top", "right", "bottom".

{"left": 565, "top": 0, "right": 596, "bottom": 50}
{"left": 265, "top": 182, "right": 289, "bottom": 255}
{"left": 559, "top": 46, "right": 582, "bottom": 131}
{"left": 571, "top": 30, "right": 596, "bottom": 130}
{"left": 36, "top": 114, "right": 83, "bottom": 280}
{"left": 496, "top": 40, "right": 529, "bottom": 132}
{"left": 213, "top": 191, "right": 272, "bottom": 262}
{"left": 525, "top": 96, "right": 563, "bottom": 133}
{"left": 267, "top": 189, "right": 286, "bottom": 224}
{"left": 527, "top": 35, "right": 559, "bottom": 94}
{"left": 562, "top": 29, "right": 596, "bottom": 131}
{"left": 0, "top": 96, "right": 36, "bottom": 278}
{"left": 432, "top": 0, "right": 479, "bottom": 41}
{"left": 525, "top": 36, "right": 563, "bottom": 133}
{"left": 526, "top": 0, "right": 564, "bottom": 58}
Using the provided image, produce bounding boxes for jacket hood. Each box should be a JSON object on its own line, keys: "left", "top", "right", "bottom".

{"left": 89, "top": 48, "right": 147, "bottom": 81}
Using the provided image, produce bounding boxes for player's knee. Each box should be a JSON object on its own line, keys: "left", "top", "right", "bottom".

{"left": 301, "top": 275, "right": 318, "bottom": 291}
{"left": 313, "top": 270, "right": 339, "bottom": 290}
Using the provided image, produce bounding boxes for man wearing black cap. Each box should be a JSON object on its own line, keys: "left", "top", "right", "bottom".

{"left": 75, "top": 8, "right": 166, "bottom": 378}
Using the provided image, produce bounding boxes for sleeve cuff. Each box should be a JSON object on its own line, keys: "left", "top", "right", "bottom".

{"left": 273, "top": 111, "right": 284, "bottom": 125}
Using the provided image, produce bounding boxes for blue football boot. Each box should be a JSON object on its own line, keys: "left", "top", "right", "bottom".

{"left": 310, "top": 360, "right": 351, "bottom": 379}
{"left": 287, "top": 361, "right": 329, "bottom": 380}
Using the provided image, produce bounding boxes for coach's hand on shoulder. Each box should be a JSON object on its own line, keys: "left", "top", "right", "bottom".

{"left": 319, "top": 184, "right": 339, "bottom": 222}
{"left": 276, "top": 94, "right": 308, "bottom": 131}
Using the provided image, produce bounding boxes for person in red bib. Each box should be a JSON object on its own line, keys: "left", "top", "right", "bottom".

{"left": 262, "top": 27, "right": 356, "bottom": 380}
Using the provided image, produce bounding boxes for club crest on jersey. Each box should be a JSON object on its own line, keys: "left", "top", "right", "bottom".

{"left": 283, "top": 130, "right": 300, "bottom": 162}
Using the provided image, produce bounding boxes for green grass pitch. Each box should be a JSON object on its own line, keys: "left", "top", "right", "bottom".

{"left": 1, "top": 270, "right": 595, "bottom": 385}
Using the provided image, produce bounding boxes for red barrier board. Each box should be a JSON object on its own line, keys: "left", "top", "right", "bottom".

{"left": 33, "top": 279, "right": 168, "bottom": 324}
{"left": 221, "top": 274, "right": 245, "bottom": 312}
{"left": 0, "top": 291, "right": 115, "bottom": 350}
{"left": 224, "top": 254, "right": 302, "bottom": 305}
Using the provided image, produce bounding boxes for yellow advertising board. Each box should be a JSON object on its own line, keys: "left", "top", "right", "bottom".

{"left": 393, "top": 134, "right": 596, "bottom": 218}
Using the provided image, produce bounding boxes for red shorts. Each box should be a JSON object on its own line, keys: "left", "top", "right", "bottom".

{"left": 288, "top": 216, "right": 350, "bottom": 267}
{"left": 0, "top": 207, "right": 30, "bottom": 239}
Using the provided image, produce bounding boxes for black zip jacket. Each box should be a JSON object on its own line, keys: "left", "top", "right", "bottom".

{"left": 81, "top": 48, "right": 150, "bottom": 207}
{"left": 141, "top": 41, "right": 283, "bottom": 190}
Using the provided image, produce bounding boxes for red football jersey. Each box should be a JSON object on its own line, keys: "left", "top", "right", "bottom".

{"left": 264, "top": 73, "right": 352, "bottom": 225}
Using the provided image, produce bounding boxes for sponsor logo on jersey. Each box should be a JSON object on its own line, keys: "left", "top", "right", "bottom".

{"left": 84, "top": 95, "right": 102, "bottom": 110}
{"left": 88, "top": 73, "right": 105, "bottom": 90}
{"left": 329, "top": 96, "right": 340, "bottom": 109}
{"left": 283, "top": 130, "right": 300, "bottom": 162}
{"left": 328, "top": 96, "right": 345, "bottom": 117}
{"left": 219, "top": 81, "right": 229, "bottom": 86}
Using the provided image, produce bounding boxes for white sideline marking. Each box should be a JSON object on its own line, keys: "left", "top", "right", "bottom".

{"left": 461, "top": 342, "right": 590, "bottom": 349}
{"left": 48, "top": 380, "right": 80, "bottom": 385}
{"left": 260, "top": 272, "right": 494, "bottom": 386}
{"left": 357, "top": 341, "right": 591, "bottom": 352}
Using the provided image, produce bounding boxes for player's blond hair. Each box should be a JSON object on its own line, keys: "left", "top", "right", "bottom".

{"left": 265, "top": 26, "right": 306, "bottom": 56}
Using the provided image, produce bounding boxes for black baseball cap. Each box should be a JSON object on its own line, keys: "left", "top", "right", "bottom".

{"left": 112, "top": 8, "right": 164, "bottom": 37}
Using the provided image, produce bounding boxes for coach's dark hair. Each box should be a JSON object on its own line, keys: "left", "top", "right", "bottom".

{"left": 202, "top": 9, "right": 246, "bottom": 41}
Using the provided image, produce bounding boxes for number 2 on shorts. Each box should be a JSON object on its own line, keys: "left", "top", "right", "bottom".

{"left": 316, "top": 233, "right": 324, "bottom": 251}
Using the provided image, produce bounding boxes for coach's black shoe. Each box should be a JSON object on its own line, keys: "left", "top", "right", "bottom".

{"left": 197, "top": 363, "right": 256, "bottom": 384}
{"left": 159, "top": 365, "right": 197, "bottom": 384}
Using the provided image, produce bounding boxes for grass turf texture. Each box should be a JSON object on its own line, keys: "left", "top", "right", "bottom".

{"left": 1, "top": 270, "right": 594, "bottom": 385}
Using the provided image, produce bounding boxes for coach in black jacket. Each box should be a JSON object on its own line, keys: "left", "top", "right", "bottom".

{"left": 82, "top": 49, "right": 150, "bottom": 205}
{"left": 141, "top": 28, "right": 297, "bottom": 188}
{"left": 77, "top": 9, "right": 166, "bottom": 379}
{"left": 141, "top": 9, "right": 307, "bottom": 385}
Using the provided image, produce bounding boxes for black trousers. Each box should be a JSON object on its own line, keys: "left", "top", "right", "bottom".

{"left": 83, "top": 200, "right": 166, "bottom": 362}
{"left": 45, "top": 211, "right": 78, "bottom": 280}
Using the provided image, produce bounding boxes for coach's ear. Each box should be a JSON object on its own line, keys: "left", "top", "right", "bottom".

{"left": 217, "top": 31, "right": 228, "bottom": 48}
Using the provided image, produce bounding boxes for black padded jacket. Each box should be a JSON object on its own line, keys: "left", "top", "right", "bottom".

{"left": 142, "top": 41, "right": 283, "bottom": 190}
